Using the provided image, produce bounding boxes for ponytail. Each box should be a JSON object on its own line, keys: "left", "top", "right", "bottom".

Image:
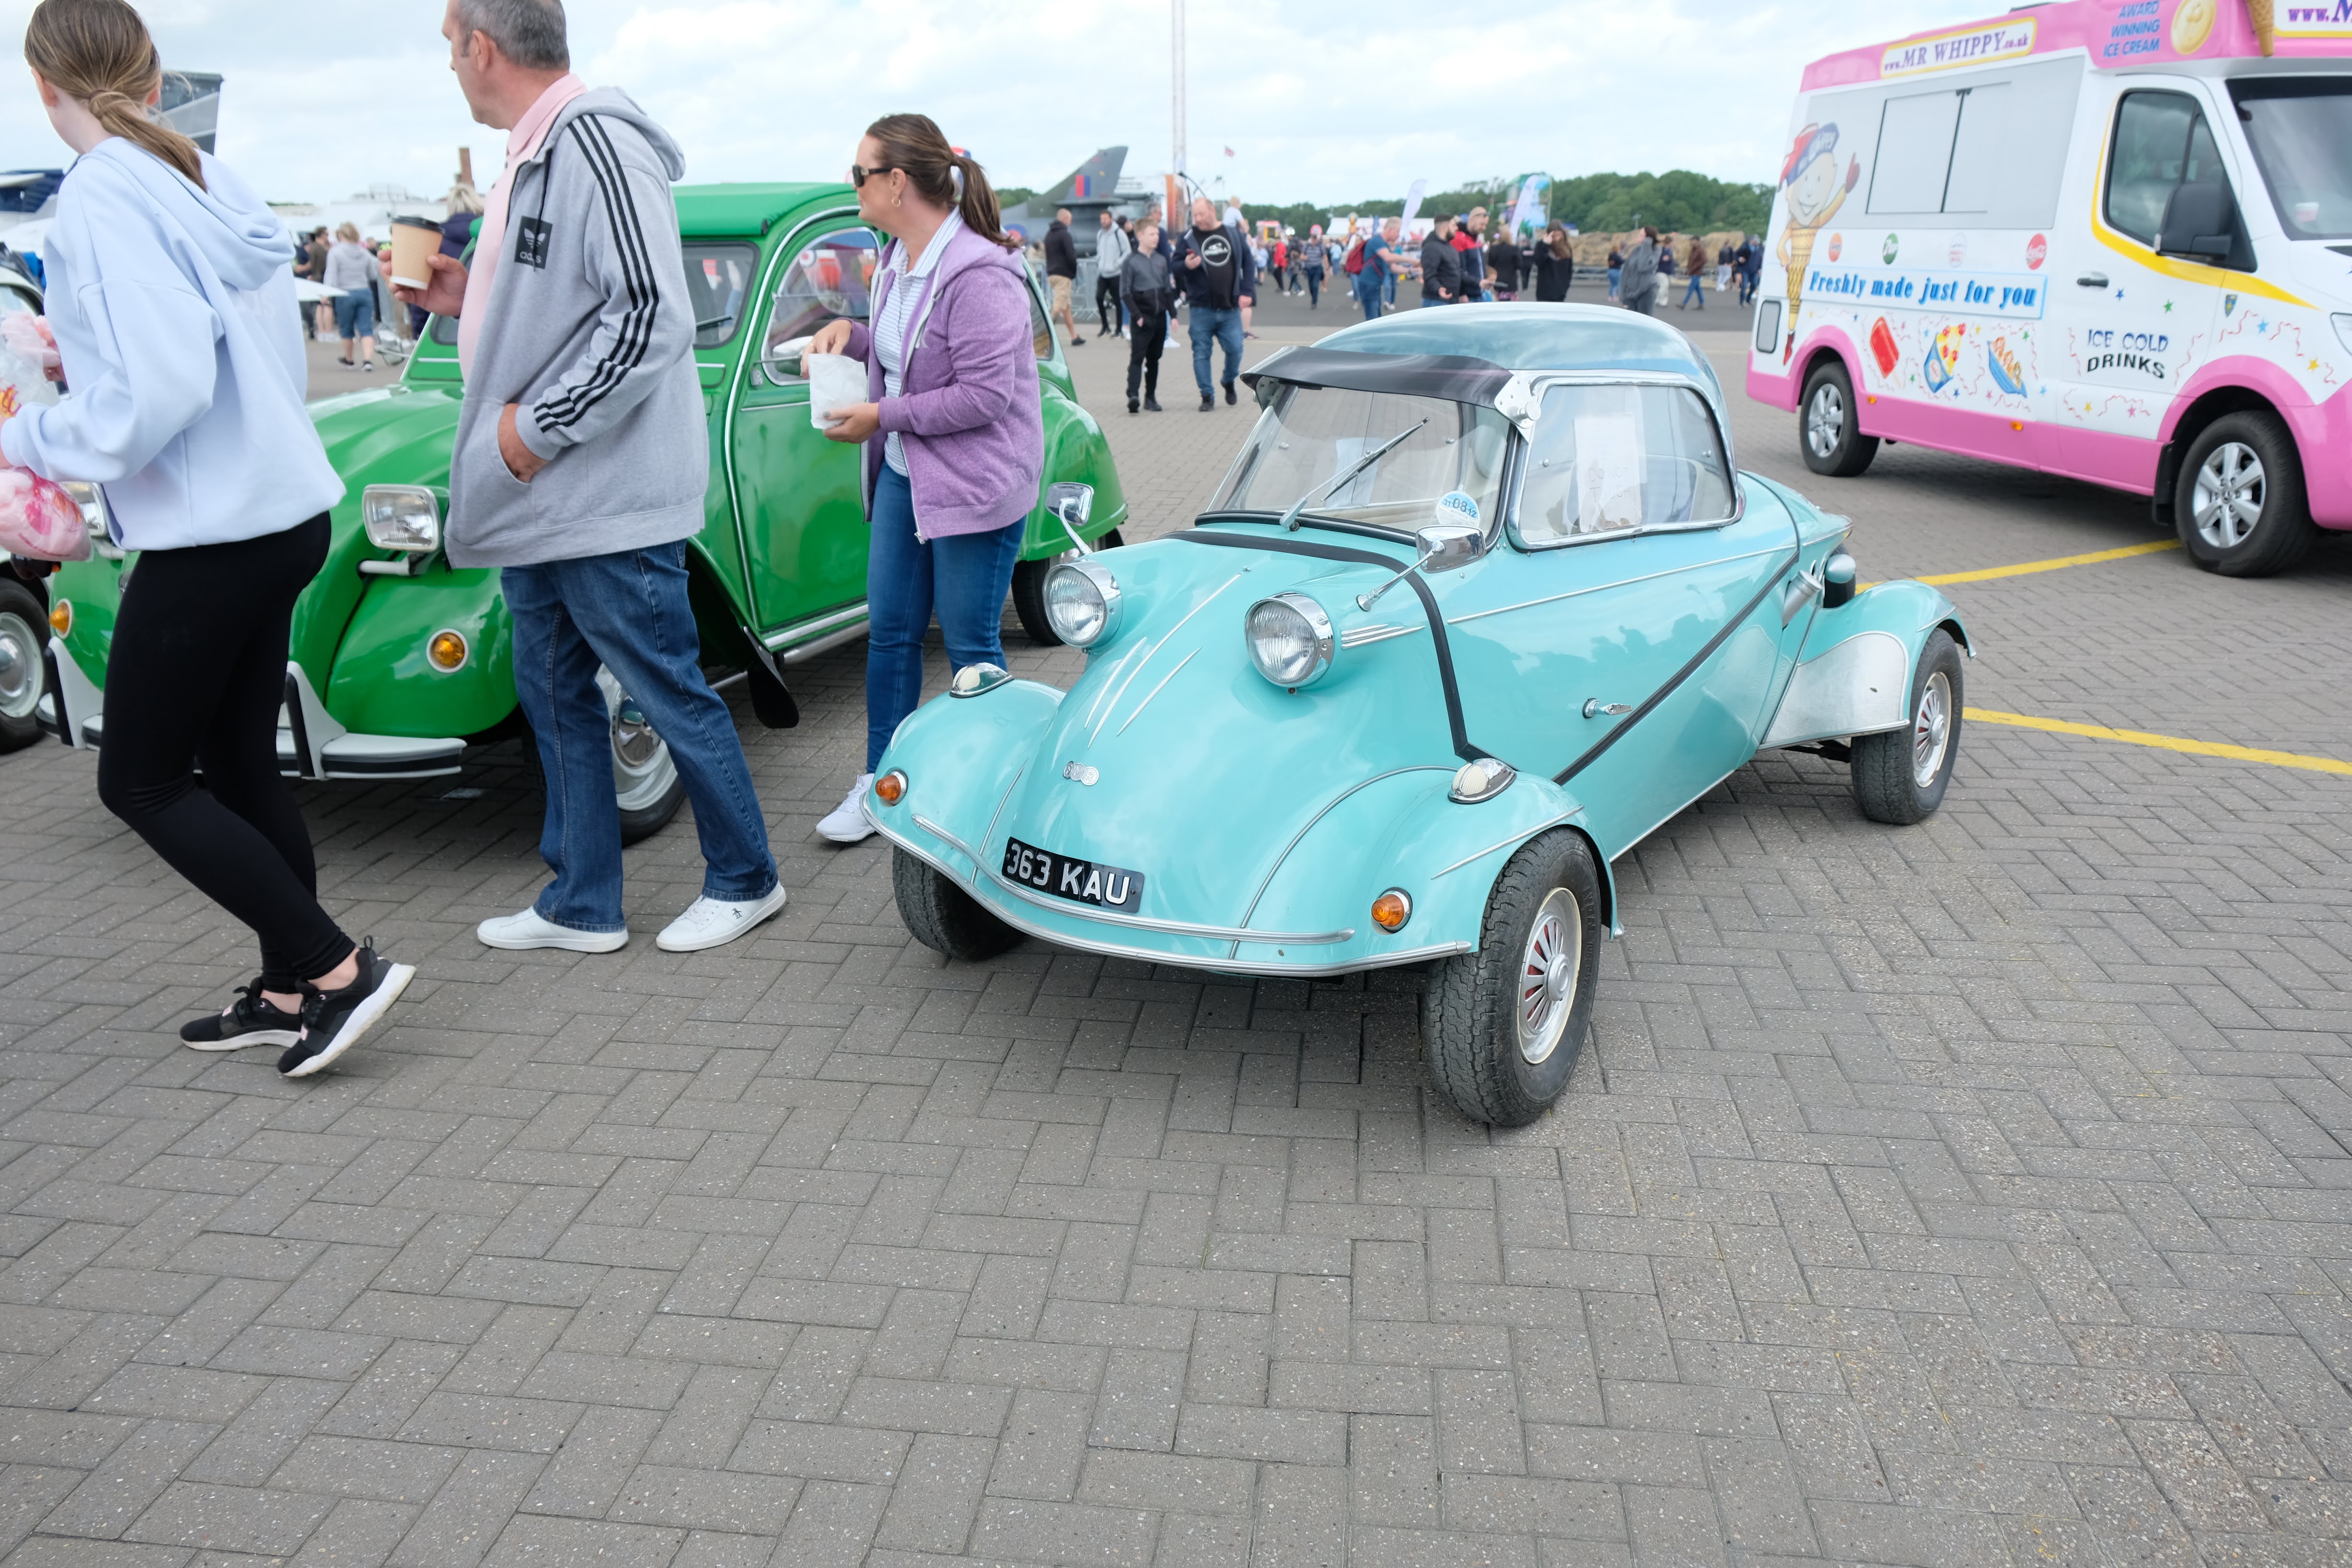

{"left": 24, "top": 0, "right": 205, "bottom": 190}
{"left": 865, "top": 114, "right": 1016, "bottom": 252}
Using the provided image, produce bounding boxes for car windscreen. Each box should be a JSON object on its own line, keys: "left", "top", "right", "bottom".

{"left": 2230, "top": 78, "right": 2352, "bottom": 241}
{"left": 1208, "top": 385, "right": 1511, "bottom": 535}
{"left": 424, "top": 241, "right": 760, "bottom": 350}
{"left": 1514, "top": 384, "right": 1735, "bottom": 545}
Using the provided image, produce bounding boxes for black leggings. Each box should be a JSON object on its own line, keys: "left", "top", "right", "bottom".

{"left": 96, "top": 514, "right": 352, "bottom": 993}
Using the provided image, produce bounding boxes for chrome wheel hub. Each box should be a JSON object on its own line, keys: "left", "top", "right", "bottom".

{"left": 1912, "top": 670, "right": 1952, "bottom": 789}
{"left": 1805, "top": 383, "right": 1844, "bottom": 459}
{"left": 596, "top": 665, "right": 678, "bottom": 812}
{"left": 1515, "top": 888, "right": 1583, "bottom": 1066}
{"left": 2191, "top": 441, "right": 2265, "bottom": 550}
{"left": 0, "top": 612, "right": 39, "bottom": 720}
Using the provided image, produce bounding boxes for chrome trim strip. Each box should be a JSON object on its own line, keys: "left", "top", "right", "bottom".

{"left": 764, "top": 602, "right": 870, "bottom": 651}
{"left": 1116, "top": 648, "right": 1198, "bottom": 737}
{"left": 777, "top": 622, "right": 870, "bottom": 667}
{"left": 877, "top": 819, "right": 1459, "bottom": 976}
{"left": 1088, "top": 637, "right": 1163, "bottom": 746}
{"left": 1087, "top": 571, "right": 1244, "bottom": 745}
{"left": 912, "top": 813, "right": 982, "bottom": 866}
{"left": 1432, "top": 812, "right": 1579, "bottom": 879}
{"left": 1448, "top": 544, "right": 1789, "bottom": 625}
{"left": 1338, "top": 622, "right": 1424, "bottom": 648}
{"left": 1230, "top": 765, "right": 1454, "bottom": 956}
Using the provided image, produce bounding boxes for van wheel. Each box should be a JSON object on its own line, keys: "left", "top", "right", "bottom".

{"left": 1800, "top": 361, "right": 1879, "bottom": 478}
{"left": 596, "top": 666, "right": 686, "bottom": 844}
{"left": 1012, "top": 529, "right": 1124, "bottom": 645}
{"left": 893, "top": 847, "right": 1019, "bottom": 960}
{"left": 0, "top": 581, "right": 49, "bottom": 754}
{"left": 1851, "top": 630, "right": 1963, "bottom": 825}
{"left": 1422, "top": 830, "right": 1602, "bottom": 1128}
{"left": 2175, "top": 412, "right": 2316, "bottom": 578}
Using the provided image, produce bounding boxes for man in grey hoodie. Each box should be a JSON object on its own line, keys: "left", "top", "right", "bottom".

{"left": 399, "top": 0, "right": 782, "bottom": 956}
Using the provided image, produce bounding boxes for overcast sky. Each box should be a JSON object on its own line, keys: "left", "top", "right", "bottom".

{"left": 1, "top": 0, "right": 1982, "bottom": 206}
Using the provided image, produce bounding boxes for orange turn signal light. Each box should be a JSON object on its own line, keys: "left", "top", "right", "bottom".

{"left": 873, "top": 769, "right": 908, "bottom": 807}
{"left": 1370, "top": 889, "right": 1412, "bottom": 933}
{"left": 426, "top": 630, "right": 468, "bottom": 672}
{"left": 48, "top": 600, "right": 70, "bottom": 637}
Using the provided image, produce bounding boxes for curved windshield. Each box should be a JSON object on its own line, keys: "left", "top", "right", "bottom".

{"left": 1209, "top": 385, "right": 1511, "bottom": 535}
{"left": 1515, "top": 384, "right": 1734, "bottom": 544}
{"left": 2230, "top": 78, "right": 2352, "bottom": 241}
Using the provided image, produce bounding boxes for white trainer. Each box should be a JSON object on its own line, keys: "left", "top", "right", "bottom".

{"left": 656, "top": 883, "right": 789, "bottom": 952}
{"left": 476, "top": 909, "right": 629, "bottom": 952}
{"left": 816, "top": 774, "right": 876, "bottom": 843}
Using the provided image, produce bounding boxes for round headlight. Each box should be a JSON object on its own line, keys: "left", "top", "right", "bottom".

{"left": 1044, "top": 559, "right": 1121, "bottom": 648}
{"left": 1244, "top": 593, "right": 1335, "bottom": 689}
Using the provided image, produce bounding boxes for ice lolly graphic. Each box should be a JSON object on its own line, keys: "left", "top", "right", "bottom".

{"left": 1870, "top": 317, "right": 1900, "bottom": 377}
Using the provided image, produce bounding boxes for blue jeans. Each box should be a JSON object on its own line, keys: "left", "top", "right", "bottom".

{"left": 867, "top": 464, "right": 1023, "bottom": 770}
{"left": 1356, "top": 277, "right": 1384, "bottom": 320}
{"left": 1188, "top": 305, "right": 1244, "bottom": 397}
{"left": 503, "top": 542, "right": 776, "bottom": 931}
{"left": 1304, "top": 268, "right": 1321, "bottom": 307}
{"left": 1682, "top": 274, "right": 1705, "bottom": 306}
{"left": 332, "top": 288, "right": 374, "bottom": 340}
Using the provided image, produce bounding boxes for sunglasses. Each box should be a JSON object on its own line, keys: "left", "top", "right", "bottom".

{"left": 848, "top": 163, "right": 897, "bottom": 188}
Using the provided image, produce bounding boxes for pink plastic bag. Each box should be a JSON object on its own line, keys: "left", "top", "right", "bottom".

{"left": 0, "top": 468, "right": 88, "bottom": 561}
{"left": 0, "top": 314, "right": 59, "bottom": 377}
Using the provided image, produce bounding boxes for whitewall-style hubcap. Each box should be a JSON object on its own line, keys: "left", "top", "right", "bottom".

{"left": 1515, "top": 888, "right": 1583, "bottom": 1066}
{"left": 1912, "top": 670, "right": 1952, "bottom": 789}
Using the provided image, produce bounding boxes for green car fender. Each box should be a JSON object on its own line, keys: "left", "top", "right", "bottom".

{"left": 325, "top": 563, "right": 514, "bottom": 739}
{"left": 1018, "top": 388, "right": 1127, "bottom": 561}
{"left": 1763, "top": 577, "right": 1971, "bottom": 750}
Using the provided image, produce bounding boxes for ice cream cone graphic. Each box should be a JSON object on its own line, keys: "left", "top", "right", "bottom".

{"left": 2246, "top": 0, "right": 2275, "bottom": 55}
{"left": 1773, "top": 124, "right": 1858, "bottom": 362}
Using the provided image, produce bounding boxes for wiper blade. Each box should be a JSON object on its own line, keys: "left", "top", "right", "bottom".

{"left": 1278, "top": 418, "right": 1429, "bottom": 532}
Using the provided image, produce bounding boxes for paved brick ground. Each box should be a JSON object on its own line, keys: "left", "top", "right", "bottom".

{"left": 2, "top": 288, "right": 2349, "bottom": 1568}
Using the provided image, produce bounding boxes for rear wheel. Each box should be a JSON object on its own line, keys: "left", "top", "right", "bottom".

{"left": 1012, "top": 529, "right": 1124, "bottom": 645}
{"left": 1851, "top": 630, "right": 1963, "bottom": 825}
{"left": 894, "top": 847, "right": 1020, "bottom": 960}
{"left": 0, "top": 581, "right": 48, "bottom": 753}
{"left": 1800, "top": 360, "right": 1879, "bottom": 478}
{"left": 595, "top": 666, "right": 685, "bottom": 844}
{"left": 2175, "top": 411, "right": 2316, "bottom": 578}
{"left": 1423, "top": 830, "right": 1603, "bottom": 1127}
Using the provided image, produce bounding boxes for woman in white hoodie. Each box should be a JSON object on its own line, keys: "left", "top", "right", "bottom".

{"left": 0, "top": 0, "right": 412, "bottom": 1077}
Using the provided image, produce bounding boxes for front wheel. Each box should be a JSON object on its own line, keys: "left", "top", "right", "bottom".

{"left": 893, "top": 847, "right": 1020, "bottom": 961}
{"left": 1012, "top": 529, "right": 1125, "bottom": 645}
{"left": 1851, "top": 629, "right": 1963, "bottom": 825}
{"left": 0, "top": 580, "right": 49, "bottom": 753}
{"left": 596, "top": 666, "right": 686, "bottom": 844}
{"left": 1799, "top": 360, "right": 1879, "bottom": 478}
{"left": 1423, "top": 830, "right": 1604, "bottom": 1127}
{"left": 2175, "top": 412, "right": 2316, "bottom": 578}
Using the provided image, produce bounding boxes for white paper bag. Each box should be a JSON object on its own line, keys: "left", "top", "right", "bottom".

{"left": 805, "top": 352, "right": 866, "bottom": 430}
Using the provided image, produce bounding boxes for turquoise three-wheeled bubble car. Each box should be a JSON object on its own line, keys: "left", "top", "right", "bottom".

{"left": 868, "top": 305, "right": 1972, "bottom": 1126}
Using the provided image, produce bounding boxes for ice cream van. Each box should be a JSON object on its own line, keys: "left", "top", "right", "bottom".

{"left": 1746, "top": 0, "right": 2351, "bottom": 575}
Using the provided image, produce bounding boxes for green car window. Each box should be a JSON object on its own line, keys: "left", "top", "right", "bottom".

{"left": 1209, "top": 384, "right": 1511, "bottom": 535}
{"left": 762, "top": 228, "right": 879, "bottom": 375}
{"left": 685, "top": 243, "right": 758, "bottom": 347}
{"left": 1515, "top": 384, "right": 1735, "bottom": 545}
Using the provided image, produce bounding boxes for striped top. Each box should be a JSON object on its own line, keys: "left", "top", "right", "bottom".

{"left": 873, "top": 209, "right": 965, "bottom": 477}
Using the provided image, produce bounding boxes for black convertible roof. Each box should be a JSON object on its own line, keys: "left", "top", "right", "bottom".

{"left": 1239, "top": 347, "right": 1515, "bottom": 406}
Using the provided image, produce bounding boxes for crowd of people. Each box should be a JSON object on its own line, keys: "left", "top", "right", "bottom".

{"left": 287, "top": 183, "right": 486, "bottom": 369}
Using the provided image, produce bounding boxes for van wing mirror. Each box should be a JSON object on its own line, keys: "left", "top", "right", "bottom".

{"left": 2156, "top": 183, "right": 2237, "bottom": 263}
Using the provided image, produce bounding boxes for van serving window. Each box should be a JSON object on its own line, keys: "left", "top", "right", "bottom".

{"left": 1843, "top": 58, "right": 2078, "bottom": 227}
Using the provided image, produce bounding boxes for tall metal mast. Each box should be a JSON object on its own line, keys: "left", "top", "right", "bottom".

{"left": 1171, "top": 0, "right": 1187, "bottom": 182}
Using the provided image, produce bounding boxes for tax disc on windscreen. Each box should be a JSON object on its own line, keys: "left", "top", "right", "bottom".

{"left": 1435, "top": 490, "right": 1480, "bottom": 527}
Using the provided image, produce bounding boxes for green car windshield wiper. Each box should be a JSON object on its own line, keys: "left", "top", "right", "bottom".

{"left": 1278, "top": 418, "right": 1429, "bottom": 531}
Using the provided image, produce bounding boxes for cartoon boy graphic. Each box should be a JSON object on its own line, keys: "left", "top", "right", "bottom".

{"left": 1775, "top": 123, "right": 1860, "bottom": 362}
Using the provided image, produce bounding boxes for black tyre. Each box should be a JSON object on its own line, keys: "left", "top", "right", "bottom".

{"left": 893, "top": 847, "right": 1020, "bottom": 961}
{"left": 0, "top": 580, "right": 48, "bottom": 753}
{"left": 1799, "top": 359, "right": 1879, "bottom": 478}
{"left": 2174, "top": 411, "right": 2316, "bottom": 578}
{"left": 1423, "top": 829, "right": 1603, "bottom": 1127}
{"left": 1851, "top": 629, "right": 1963, "bottom": 826}
{"left": 1012, "top": 529, "right": 1124, "bottom": 645}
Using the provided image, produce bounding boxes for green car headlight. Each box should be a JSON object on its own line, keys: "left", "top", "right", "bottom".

{"left": 56, "top": 481, "right": 109, "bottom": 547}
{"left": 363, "top": 485, "right": 442, "bottom": 553}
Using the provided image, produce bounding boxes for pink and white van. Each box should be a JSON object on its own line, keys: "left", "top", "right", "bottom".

{"left": 1746, "top": 0, "right": 2351, "bottom": 575}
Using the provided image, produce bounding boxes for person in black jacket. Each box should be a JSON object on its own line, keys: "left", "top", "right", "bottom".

{"left": 1119, "top": 217, "right": 1175, "bottom": 413}
{"left": 1534, "top": 224, "right": 1574, "bottom": 302}
{"left": 1488, "top": 229, "right": 1520, "bottom": 300}
{"left": 1419, "top": 215, "right": 1460, "bottom": 306}
{"left": 1043, "top": 208, "right": 1083, "bottom": 345}
{"left": 1171, "top": 196, "right": 1254, "bottom": 410}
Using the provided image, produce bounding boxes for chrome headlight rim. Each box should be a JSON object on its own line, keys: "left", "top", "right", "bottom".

{"left": 362, "top": 484, "right": 443, "bottom": 554}
{"left": 1245, "top": 592, "right": 1336, "bottom": 690}
{"left": 56, "top": 481, "right": 109, "bottom": 547}
{"left": 1044, "top": 557, "right": 1122, "bottom": 648}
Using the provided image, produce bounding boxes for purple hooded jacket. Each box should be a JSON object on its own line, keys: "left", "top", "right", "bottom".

{"left": 843, "top": 224, "right": 1043, "bottom": 539}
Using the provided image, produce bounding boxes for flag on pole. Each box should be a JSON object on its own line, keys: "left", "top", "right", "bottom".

{"left": 1223, "top": 146, "right": 1235, "bottom": 157}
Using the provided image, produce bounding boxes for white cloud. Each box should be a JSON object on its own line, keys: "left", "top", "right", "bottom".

{"left": 0, "top": 0, "right": 1981, "bottom": 206}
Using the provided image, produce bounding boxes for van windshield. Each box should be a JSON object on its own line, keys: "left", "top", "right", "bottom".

{"left": 2230, "top": 78, "right": 2352, "bottom": 241}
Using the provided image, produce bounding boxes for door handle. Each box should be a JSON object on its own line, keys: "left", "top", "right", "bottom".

{"left": 1582, "top": 699, "right": 1632, "bottom": 719}
{"left": 2076, "top": 272, "right": 2110, "bottom": 288}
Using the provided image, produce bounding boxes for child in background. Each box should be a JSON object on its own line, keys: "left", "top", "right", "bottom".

{"left": 1119, "top": 218, "right": 1175, "bottom": 414}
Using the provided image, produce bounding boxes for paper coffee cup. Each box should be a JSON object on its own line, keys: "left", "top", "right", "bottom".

{"left": 389, "top": 215, "right": 441, "bottom": 292}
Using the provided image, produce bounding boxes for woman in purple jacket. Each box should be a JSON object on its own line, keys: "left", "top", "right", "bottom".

{"left": 806, "top": 114, "right": 1044, "bottom": 843}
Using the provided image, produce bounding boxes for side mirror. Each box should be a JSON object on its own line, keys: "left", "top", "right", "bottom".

{"left": 1045, "top": 482, "right": 1095, "bottom": 554}
{"left": 762, "top": 333, "right": 813, "bottom": 385}
{"left": 2157, "top": 183, "right": 2236, "bottom": 263}
{"left": 1414, "top": 521, "right": 1485, "bottom": 574}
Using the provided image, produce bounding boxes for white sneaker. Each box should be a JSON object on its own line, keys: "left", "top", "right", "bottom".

{"left": 477, "top": 909, "right": 629, "bottom": 952}
{"left": 816, "top": 774, "right": 876, "bottom": 843}
{"left": 656, "top": 883, "right": 788, "bottom": 952}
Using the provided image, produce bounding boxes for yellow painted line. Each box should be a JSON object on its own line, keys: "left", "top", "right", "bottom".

{"left": 1865, "top": 538, "right": 2180, "bottom": 590}
{"left": 1965, "top": 708, "right": 2352, "bottom": 778}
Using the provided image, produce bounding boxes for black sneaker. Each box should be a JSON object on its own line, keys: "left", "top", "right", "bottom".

{"left": 1223, "top": 381, "right": 1237, "bottom": 405}
{"left": 1144, "top": 397, "right": 1163, "bottom": 413}
{"left": 179, "top": 980, "right": 302, "bottom": 1052}
{"left": 1199, "top": 394, "right": 1215, "bottom": 412}
{"left": 1128, "top": 397, "right": 1139, "bottom": 414}
{"left": 278, "top": 944, "right": 415, "bottom": 1079}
